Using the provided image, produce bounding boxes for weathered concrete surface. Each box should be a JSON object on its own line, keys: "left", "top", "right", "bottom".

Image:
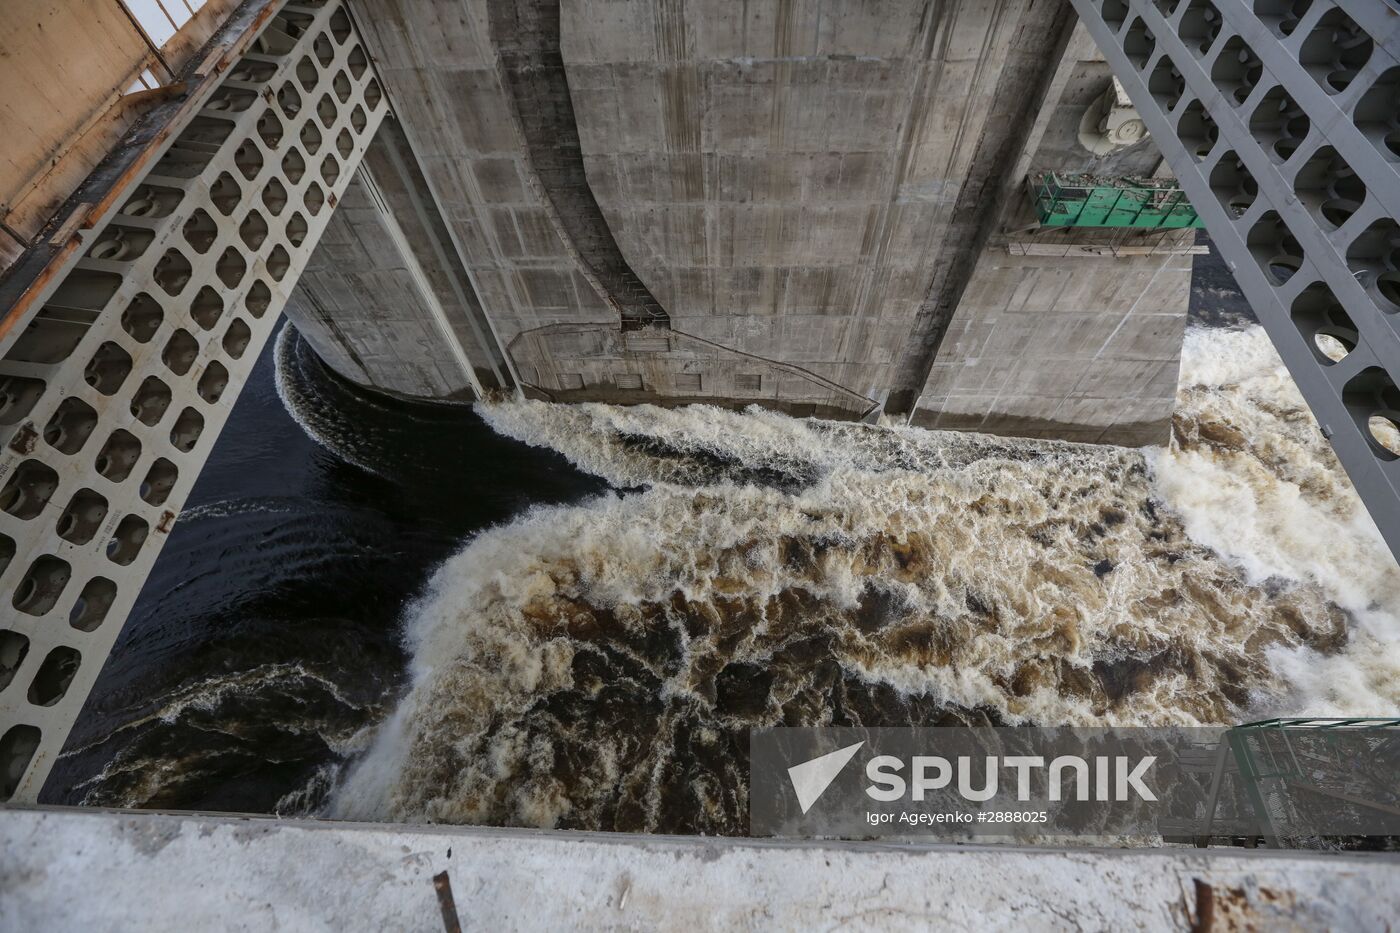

{"left": 561, "top": 0, "right": 1058, "bottom": 406}
{"left": 3, "top": 808, "right": 1399, "bottom": 931}
{"left": 351, "top": 0, "right": 617, "bottom": 344}
{"left": 912, "top": 244, "right": 1192, "bottom": 445}
{"left": 490, "top": 0, "right": 670, "bottom": 329}
{"left": 329, "top": 0, "right": 1197, "bottom": 441}
{"left": 286, "top": 121, "right": 511, "bottom": 399}
{"left": 907, "top": 25, "right": 1195, "bottom": 446}
{"left": 882, "top": 0, "right": 1077, "bottom": 417}
{"left": 509, "top": 322, "right": 878, "bottom": 415}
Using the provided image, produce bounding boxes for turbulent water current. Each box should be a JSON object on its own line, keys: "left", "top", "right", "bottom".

{"left": 323, "top": 325, "right": 1400, "bottom": 834}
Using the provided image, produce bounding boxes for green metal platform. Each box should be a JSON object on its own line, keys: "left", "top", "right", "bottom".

{"left": 1029, "top": 172, "right": 1205, "bottom": 229}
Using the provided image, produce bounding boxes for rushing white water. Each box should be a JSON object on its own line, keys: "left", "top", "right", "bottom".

{"left": 1150, "top": 327, "right": 1400, "bottom": 715}
{"left": 329, "top": 325, "right": 1399, "bottom": 832}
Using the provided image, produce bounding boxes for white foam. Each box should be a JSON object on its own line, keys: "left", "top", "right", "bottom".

{"left": 1149, "top": 325, "right": 1400, "bottom": 714}
{"left": 330, "top": 324, "right": 1400, "bottom": 827}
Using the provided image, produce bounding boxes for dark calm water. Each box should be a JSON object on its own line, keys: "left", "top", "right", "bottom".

{"left": 44, "top": 323, "right": 605, "bottom": 812}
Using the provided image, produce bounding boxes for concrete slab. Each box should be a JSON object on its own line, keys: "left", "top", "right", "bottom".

{"left": 2, "top": 807, "right": 1399, "bottom": 931}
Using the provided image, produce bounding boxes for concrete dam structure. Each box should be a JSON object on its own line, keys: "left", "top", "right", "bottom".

{"left": 2, "top": 1, "right": 1400, "bottom": 923}
{"left": 0, "top": 0, "right": 1228, "bottom": 797}
{"left": 287, "top": 0, "right": 1200, "bottom": 444}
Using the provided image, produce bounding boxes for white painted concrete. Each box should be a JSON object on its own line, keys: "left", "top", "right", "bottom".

{"left": 2, "top": 807, "right": 1398, "bottom": 931}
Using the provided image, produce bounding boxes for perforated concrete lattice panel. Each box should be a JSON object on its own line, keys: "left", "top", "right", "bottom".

{"left": 0, "top": 0, "right": 388, "bottom": 803}
{"left": 1072, "top": 0, "right": 1400, "bottom": 561}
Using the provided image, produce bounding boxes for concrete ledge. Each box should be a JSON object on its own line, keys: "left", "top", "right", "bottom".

{"left": 2, "top": 807, "right": 1398, "bottom": 930}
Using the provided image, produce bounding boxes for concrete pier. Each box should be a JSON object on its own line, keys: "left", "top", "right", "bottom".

{"left": 289, "top": 0, "right": 1201, "bottom": 443}
{"left": 904, "top": 25, "right": 1198, "bottom": 445}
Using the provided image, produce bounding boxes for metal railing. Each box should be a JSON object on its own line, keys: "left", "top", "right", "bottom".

{"left": 1029, "top": 172, "right": 1205, "bottom": 228}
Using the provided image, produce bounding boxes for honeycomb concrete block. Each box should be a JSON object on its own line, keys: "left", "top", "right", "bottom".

{"left": 0, "top": 0, "right": 390, "bottom": 803}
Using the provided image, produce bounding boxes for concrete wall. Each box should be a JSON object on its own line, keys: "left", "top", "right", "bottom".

{"left": 285, "top": 120, "right": 512, "bottom": 400}
{"left": 353, "top": 0, "right": 616, "bottom": 342}
{"left": 907, "top": 27, "right": 1195, "bottom": 445}
{"left": 6, "top": 808, "right": 1400, "bottom": 930}
{"left": 318, "top": 0, "right": 1199, "bottom": 444}
{"left": 561, "top": 0, "right": 1047, "bottom": 403}
{"left": 913, "top": 244, "right": 1192, "bottom": 444}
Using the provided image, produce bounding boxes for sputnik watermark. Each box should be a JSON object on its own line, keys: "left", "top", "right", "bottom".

{"left": 864, "top": 753, "right": 1156, "bottom": 802}
{"left": 751, "top": 726, "right": 1400, "bottom": 838}
{"left": 787, "top": 741, "right": 863, "bottom": 814}
{"left": 786, "top": 741, "right": 1155, "bottom": 821}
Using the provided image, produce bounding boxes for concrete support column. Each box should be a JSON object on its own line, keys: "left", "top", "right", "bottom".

{"left": 285, "top": 119, "right": 515, "bottom": 401}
